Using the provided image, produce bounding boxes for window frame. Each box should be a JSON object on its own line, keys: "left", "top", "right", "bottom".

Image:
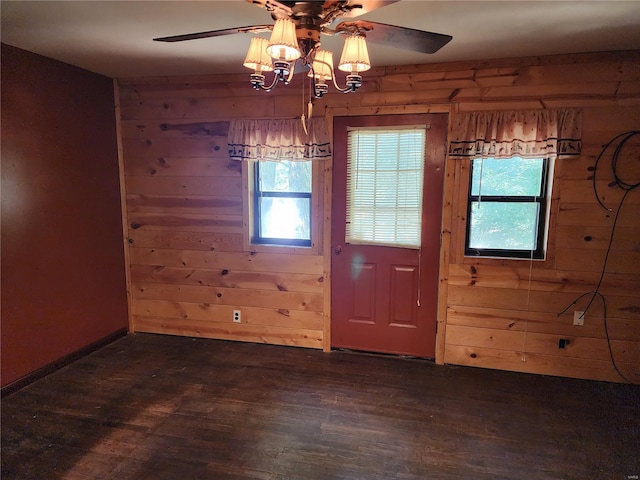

{"left": 251, "top": 160, "right": 313, "bottom": 248}
{"left": 464, "top": 157, "right": 549, "bottom": 260}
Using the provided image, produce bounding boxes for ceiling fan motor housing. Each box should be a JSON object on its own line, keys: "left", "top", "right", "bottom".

{"left": 289, "top": 2, "right": 326, "bottom": 60}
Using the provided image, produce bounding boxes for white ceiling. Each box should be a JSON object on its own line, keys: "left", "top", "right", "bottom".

{"left": 2, "top": 0, "right": 640, "bottom": 79}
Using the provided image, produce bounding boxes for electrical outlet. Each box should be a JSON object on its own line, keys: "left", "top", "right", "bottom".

{"left": 233, "top": 310, "right": 241, "bottom": 323}
{"left": 573, "top": 311, "right": 585, "bottom": 326}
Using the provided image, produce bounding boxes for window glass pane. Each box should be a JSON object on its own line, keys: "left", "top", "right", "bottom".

{"left": 468, "top": 202, "right": 540, "bottom": 251}
{"left": 346, "top": 128, "right": 425, "bottom": 249}
{"left": 259, "top": 160, "right": 311, "bottom": 193}
{"left": 259, "top": 197, "right": 311, "bottom": 240}
{"left": 471, "top": 157, "right": 544, "bottom": 196}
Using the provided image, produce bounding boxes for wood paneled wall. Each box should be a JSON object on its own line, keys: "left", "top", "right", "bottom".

{"left": 116, "top": 81, "right": 326, "bottom": 349}
{"left": 117, "top": 50, "right": 640, "bottom": 382}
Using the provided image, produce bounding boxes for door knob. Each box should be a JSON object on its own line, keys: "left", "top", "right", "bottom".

{"left": 334, "top": 245, "right": 342, "bottom": 254}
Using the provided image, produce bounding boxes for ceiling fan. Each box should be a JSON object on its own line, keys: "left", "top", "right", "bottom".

{"left": 153, "top": 0, "right": 452, "bottom": 97}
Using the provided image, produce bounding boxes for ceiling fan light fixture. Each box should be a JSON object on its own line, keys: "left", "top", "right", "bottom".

{"left": 154, "top": 0, "right": 454, "bottom": 97}
{"left": 243, "top": 37, "right": 273, "bottom": 72}
{"left": 309, "top": 50, "right": 334, "bottom": 81}
{"left": 266, "top": 18, "right": 301, "bottom": 62}
{"left": 338, "top": 35, "right": 371, "bottom": 73}
{"left": 308, "top": 49, "right": 334, "bottom": 98}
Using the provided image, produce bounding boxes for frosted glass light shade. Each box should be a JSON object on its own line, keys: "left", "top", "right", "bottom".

{"left": 243, "top": 37, "right": 273, "bottom": 72}
{"left": 266, "top": 18, "right": 301, "bottom": 61}
{"left": 338, "top": 36, "right": 371, "bottom": 73}
{"left": 309, "top": 50, "right": 333, "bottom": 81}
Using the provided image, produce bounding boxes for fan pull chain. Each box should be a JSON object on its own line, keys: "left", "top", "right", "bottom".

{"left": 521, "top": 236, "right": 536, "bottom": 362}
{"left": 301, "top": 75, "right": 308, "bottom": 135}
{"left": 521, "top": 185, "right": 545, "bottom": 362}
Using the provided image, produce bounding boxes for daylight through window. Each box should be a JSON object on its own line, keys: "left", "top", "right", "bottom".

{"left": 254, "top": 160, "right": 312, "bottom": 247}
{"left": 465, "top": 157, "right": 549, "bottom": 259}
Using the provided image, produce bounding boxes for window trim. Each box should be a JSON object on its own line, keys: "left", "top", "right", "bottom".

{"left": 464, "top": 157, "right": 549, "bottom": 260}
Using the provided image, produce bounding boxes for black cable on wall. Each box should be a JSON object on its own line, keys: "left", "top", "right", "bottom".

{"left": 558, "top": 130, "right": 640, "bottom": 384}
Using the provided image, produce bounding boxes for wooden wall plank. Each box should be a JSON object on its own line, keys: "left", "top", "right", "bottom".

{"left": 124, "top": 157, "right": 240, "bottom": 178}
{"left": 122, "top": 137, "right": 229, "bottom": 161}
{"left": 448, "top": 324, "right": 640, "bottom": 365}
{"left": 445, "top": 324, "right": 615, "bottom": 361}
{"left": 132, "top": 300, "right": 323, "bottom": 330}
{"left": 559, "top": 179, "right": 640, "bottom": 205}
{"left": 127, "top": 230, "right": 243, "bottom": 252}
{"left": 557, "top": 204, "right": 637, "bottom": 229}
{"left": 447, "top": 305, "right": 640, "bottom": 341}
{"left": 447, "top": 263, "right": 640, "bottom": 296}
{"left": 119, "top": 96, "right": 276, "bottom": 120}
{"left": 447, "top": 284, "right": 639, "bottom": 319}
{"left": 131, "top": 282, "right": 324, "bottom": 312}
{"left": 554, "top": 248, "right": 640, "bottom": 274}
{"left": 133, "top": 315, "right": 322, "bottom": 348}
{"left": 126, "top": 212, "right": 243, "bottom": 233}
{"left": 554, "top": 225, "right": 638, "bottom": 251}
{"left": 130, "top": 264, "right": 323, "bottom": 293}
{"left": 120, "top": 119, "right": 230, "bottom": 139}
{"left": 129, "top": 247, "right": 324, "bottom": 275}
{"left": 126, "top": 195, "right": 243, "bottom": 216}
{"left": 125, "top": 176, "right": 242, "bottom": 197}
{"left": 443, "top": 345, "right": 639, "bottom": 383}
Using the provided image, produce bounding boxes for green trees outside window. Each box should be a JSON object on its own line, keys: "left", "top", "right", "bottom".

{"left": 465, "top": 157, "right": 548, "bottom": 259}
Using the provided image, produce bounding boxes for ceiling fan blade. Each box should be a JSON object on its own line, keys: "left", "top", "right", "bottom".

{"left": 324, "top": 0, "right": 400, "bottom": 18}
{"left": 153, "top": 25, "right": 272, "bottom": 43}
{"left": 337, "top": 20, "right": 452, "bottom": 54}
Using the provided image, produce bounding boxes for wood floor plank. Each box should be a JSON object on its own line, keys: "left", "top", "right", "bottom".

{"left": 1, "top": 333, "right": 638, "bottom": 480}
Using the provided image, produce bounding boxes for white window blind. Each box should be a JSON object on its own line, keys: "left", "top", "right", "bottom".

{"left": 346, "top": 126, "right": 426, "bottom": 249}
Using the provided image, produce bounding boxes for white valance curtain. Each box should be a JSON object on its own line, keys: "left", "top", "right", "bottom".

{"left": 448, "top": 108, "right": 582, "bottom": 159}
{"left": 228, "top": 118, "right": 332, "bottom": 162}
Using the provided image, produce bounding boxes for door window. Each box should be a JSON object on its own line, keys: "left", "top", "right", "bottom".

{"left": 346, "top": 127, "right": 426, "bottom": 249}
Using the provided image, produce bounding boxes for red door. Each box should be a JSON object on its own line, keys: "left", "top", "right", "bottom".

{"left": 331, "top": 114, "right": 447, "bottom": 357}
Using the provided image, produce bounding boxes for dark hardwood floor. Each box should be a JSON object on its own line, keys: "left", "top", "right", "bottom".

{"left": 2, "top": 333, "right": 639, "bottom": 480}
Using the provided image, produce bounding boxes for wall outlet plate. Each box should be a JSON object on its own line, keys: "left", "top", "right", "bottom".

{"left": 233, "top": 310, "right": 241, "bottom": 323}
{"left": 573, "top": 311, "right": 584, "bottom": 326}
